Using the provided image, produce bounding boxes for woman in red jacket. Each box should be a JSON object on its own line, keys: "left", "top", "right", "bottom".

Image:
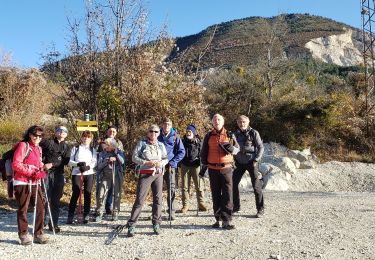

{"left": 12, "top": 125, "right": 47, "bottom": 245}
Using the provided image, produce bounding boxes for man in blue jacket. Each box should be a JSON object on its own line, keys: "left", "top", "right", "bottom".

{"left": 158, "top": 117, "right": 185, "bottom": 220}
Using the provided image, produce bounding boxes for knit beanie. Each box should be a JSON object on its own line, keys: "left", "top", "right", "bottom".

{"left": 186, "top": 124, "right": 197, "bottom": 136}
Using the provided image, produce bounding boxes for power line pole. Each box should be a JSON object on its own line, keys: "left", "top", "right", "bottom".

{"left": 361, "top": 0, "right": 375, "bottom": 135}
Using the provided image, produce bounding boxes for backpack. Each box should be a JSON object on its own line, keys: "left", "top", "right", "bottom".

{"left": 134, "top": 139, "right": 164, "bottom": 178}
{"left": 1, "top": 142, "right": 31, "bottom": 181}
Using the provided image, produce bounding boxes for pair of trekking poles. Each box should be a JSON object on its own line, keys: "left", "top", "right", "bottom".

{"left": 30, "top": 178, "right": 55, "bottom": 245}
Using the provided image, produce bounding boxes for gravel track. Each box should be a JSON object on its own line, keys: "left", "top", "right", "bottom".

{"left": 1, "top": 190, "right": 374, "bottom": 260}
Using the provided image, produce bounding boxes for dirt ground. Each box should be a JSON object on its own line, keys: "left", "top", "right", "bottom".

{"left": 0, "top": 190, "right": 374, "bottom": 260}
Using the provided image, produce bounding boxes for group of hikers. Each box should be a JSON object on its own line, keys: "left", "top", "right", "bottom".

{"left": 10, "top": 113, "right": 264, "bottom": 245}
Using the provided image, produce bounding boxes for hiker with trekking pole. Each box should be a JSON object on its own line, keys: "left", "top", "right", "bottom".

{"left": 67, "top": 131, "right": 97, "bottom": 224}
{"left": 96, "top": 126, "right": 124, "bottom": 216}
{"left": 12, "top": 125, "right": 49, "bottom": 245}
{"left": 95, "top": 138, "right": 125, "bottom": 222}
{"left": 40, "top": 125, "right": 71, "bottom": 233}
{"left": 157, "top": 117, "right": 185, "bottom": 222}
{"left": 126, "top": 124, "right": 168, "bottom": 237}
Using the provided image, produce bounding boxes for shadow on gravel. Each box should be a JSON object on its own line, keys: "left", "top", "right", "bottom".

{"left": 0, "top": 239, "right": 19, "bottom": 245}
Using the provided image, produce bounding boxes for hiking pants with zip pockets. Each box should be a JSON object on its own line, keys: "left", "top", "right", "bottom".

{"left": 127, "top": 173, "right": 163, "bottom": 226}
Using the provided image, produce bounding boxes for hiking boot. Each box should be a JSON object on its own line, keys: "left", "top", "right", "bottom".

{"left": 176, "top": 206, "right": 189, "bottom": 213}
{"left": 48, "top": 222, "right": 61, "bottom": 233}
{"left": 198, "top": 204, "right": 208, "bottom": 212}
{"left": 153, "top": 224, "right": 161, "bottom": 235}
{"left": 105, "top": 208, "right": 113, "bottom": 215}
{"left": 95, "top": 214, "right": 103, "bottom": 223}
{"left": 19, "top": 234, "right": 32, "bottom": 246}
{"left": 127, "top": 226, "right": 135, "bottom": 237}
{"left": 256, "top": 209, "right": 265, "bottom": 218}
{"left": 34, "top": 234, "right": 49, "bottom": 244}
{"left": 83, "top": 215, "right": 90, "bottom": 224}
{"left": 211, "top": 221, "right": 220, "bottom": 228}
{"left": 222, "top": 222, "right": 235, "bottom": 230}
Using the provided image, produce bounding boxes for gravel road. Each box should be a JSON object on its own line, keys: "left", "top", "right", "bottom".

{"left": 1, "top": 190, "right": 374, "bottom": 260}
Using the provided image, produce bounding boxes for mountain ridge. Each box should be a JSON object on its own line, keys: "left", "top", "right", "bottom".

{"left": 168, "top": 13, "right": 362, "bottom": 68}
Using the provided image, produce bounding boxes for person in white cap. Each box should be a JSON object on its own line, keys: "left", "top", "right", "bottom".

{"left": 40, "top": 125, "right": 71, "bottom": 233}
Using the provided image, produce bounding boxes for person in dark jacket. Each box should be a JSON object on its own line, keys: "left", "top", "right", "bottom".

{"left": 177, "top": 124, "right": 207, "bottom": 213}
{"left": 158, "top": 117, "right": 185, "bottom": 220}
{"left": 233, "top": 115, "right": 265, "bottom": 218}
{"left": 40, "top": 125, "right": 71, "bottom": 233}
{"left": 200, "top": 114, "right": 239, "bottom": 229}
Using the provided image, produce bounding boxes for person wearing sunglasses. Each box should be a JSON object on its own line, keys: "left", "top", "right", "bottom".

{"left": 96, "top": 126, "right": 124, "bottom": 216}
{"left": 126, "top": 124, "right": 168, "bottom": 237}
{"left": 12, "top": 125, "right": 48, "bottom": 245}
{"left": 40, "top": 125, "right": 71, "bottom": 233}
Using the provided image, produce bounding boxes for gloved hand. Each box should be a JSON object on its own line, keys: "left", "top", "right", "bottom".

{"left": 33, "top": 169, "right": 46, "bottom": 180}
{"left": 79, "top": 165, "right": 90, "bottom": 173}
{"left": 77, "top": 162, "right": 86, "bottom": 167}
{"left": 219, "top": 142, "right": 234, "bottom": 154}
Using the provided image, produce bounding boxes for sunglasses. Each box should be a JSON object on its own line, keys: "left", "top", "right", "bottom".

{"left": 32, "top": 134, "right": 43, "bottom": 138}
{"left": 149, "top": 130, "right": 159, "bottom": 133}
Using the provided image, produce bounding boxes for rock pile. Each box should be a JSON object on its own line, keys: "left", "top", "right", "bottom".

{"left": 239, "top": 142, "right": 375, "bottom": 192}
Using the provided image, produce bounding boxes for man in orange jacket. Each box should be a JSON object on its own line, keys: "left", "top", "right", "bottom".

{"left": 200, "top": 114, "right": 239, "bottom": 229}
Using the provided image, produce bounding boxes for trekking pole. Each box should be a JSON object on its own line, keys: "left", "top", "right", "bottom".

{"left": 112, "top": 161, "right": 115, "bottom": 220}
{"left": 169, "top": 169, "right": 172, "bottom": 228}
{"left": 32, "top": 181, "right": 39, "bottom": 245}
{"left": 197, "top": 176, "right": 200, "bottom": 217}
{"left": 78, "top": 171, "right": 84, "bottom": 224}
{"left": 42, "top": 178, "right": 55, "bottom": 236}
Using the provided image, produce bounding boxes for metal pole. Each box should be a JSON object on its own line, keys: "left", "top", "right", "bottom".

{"left": 112, "top": 161, "right": 116, "bottom": 220}
{"left": 42, "top": 178, "right": 55, "bottom": 236}
{"left": 32, "top": 181, "right": 39, "bottom": 245}
{"left": 197, "top": 176, "right": 200, "bottom": 217}
{"left": 169, "top": 169, "right": 172, "bottom": 228}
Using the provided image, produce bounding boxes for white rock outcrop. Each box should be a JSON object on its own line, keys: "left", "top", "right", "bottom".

{"left": 239, "top": 142, "right": 319, "bottom": 192}
{"left": 305, "top": 29, "right": 363, "bottom": 66}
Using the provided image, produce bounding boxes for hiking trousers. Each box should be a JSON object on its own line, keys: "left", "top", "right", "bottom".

{"left": 45, "top": 171, "right": 65, "bottom": 226}
{"left": 68, "top": 174, "right": 94, "bottom": 217}
{"left": 180, "top": 164, "right": 205, "bottom": 207}
{"left": 96, "top": 173, "right": 113, "bottom": 212}
{"left": 14, "top": 184, "right": 45, "bottom": 237}
{"left": 208, "top": 167, "right": 233, "bottom": 222}
{"left": 233, "top": 162, "right": 264, "bottom": 211}
{"left": 127, "top": 174, "right": 163, "bottom": 226}
{"left": 96, "top": 171, "right": 124, "bottom": 215}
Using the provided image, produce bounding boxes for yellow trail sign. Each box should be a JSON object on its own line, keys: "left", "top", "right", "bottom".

{"left": 76, "top": 120, "right": 98, "bottom": 131}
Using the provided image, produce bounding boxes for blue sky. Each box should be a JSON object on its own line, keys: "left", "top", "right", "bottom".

{"left": 0, "top": 0, "right": 361, "bottom": 68}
